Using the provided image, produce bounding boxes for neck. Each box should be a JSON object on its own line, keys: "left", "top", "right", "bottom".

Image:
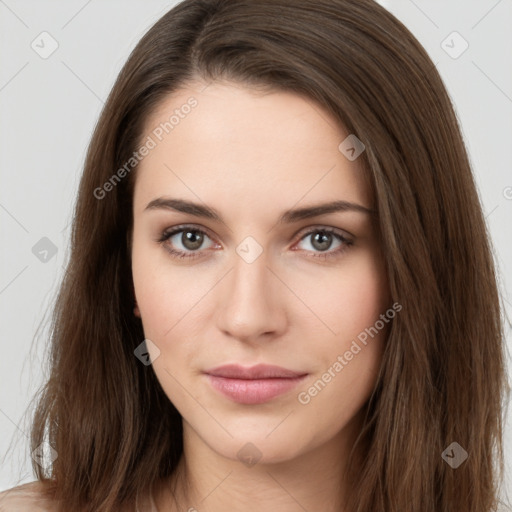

{"left": 154, "top": 410, "right": 368, "bottom": 512}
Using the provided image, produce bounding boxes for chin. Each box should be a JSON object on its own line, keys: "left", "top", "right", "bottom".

{"left": 201, "top": 426, "right": 311, "bottom": 467}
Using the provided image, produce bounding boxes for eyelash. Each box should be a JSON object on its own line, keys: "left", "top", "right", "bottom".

{"left": 156, "top": 224, "right": 353, "bottom": 261}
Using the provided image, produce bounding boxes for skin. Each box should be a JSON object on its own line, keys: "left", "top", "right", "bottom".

{"left": 130, "top": 80, "right": 391, "bottom": 512}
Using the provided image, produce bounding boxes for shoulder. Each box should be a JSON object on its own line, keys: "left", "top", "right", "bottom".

{"left": 0, "top": 481, "right": 59, "bottom": 512}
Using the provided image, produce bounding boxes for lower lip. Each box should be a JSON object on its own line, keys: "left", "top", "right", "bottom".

{"left": 205, "top": 374, "right": 308, "bottom": 404}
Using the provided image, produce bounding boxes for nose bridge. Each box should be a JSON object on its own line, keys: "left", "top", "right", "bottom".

{"left": 230, "top": 240, "right": 272, "bottom": 305}
{"left": 215, "top": 237, "right": 285, "bottom": 341}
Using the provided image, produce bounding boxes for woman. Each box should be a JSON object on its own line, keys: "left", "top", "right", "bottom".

{"left": 1, "top": 0, "right": 509, "bottom": 511}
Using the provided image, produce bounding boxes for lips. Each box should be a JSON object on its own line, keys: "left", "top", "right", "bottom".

{"left": 204, "top": 363, "right": 307, "bottom": 379}
{"left": 203, "top": 364, "right": 308, "bottom": 404}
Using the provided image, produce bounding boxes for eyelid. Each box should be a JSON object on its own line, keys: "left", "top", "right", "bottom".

{"left": 158, "top": 223, "right": 218, "bottom": 243}
{"left": 292, "top": 224, "right": 354, "bottom": 243}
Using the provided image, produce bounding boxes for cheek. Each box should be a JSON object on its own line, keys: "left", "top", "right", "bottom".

{"left": 132, "top": 241, "right": 177, "bottom": 342}
{"left": 326, "top": 251, "right": 389, "bottom": 405}
{"left": 132, "top": 241, "right": 201, "bottom": 335}
{"left": 294, "top": 253, "right": 389, "bottom": 438}
{"left": 292, "top": 248, "right": 389, "bottom": 344}
{"left": 339, "top": 251, "right": 389, "bottom": 335}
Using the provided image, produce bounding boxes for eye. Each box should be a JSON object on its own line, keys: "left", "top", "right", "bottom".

{"left": 156, "top": 225, "right": 218, "bottom": 260}
{"left": 293, "top": 227, "right": 353, "bottom": 260}
{"left": 156, "top": 225, "right": 353, "bottom": 261}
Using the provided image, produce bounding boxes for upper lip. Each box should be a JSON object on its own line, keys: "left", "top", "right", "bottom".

{"left": 204, "top": 364, "right": 307, "bottom": 379}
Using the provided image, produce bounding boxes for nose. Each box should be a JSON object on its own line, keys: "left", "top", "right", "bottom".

{"left": 215, "top": 248, "right": 287, "bottom": 344}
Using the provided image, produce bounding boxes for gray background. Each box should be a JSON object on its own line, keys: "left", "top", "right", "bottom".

{"left": 1, "top": 0, "right": 511, "bottom": 502}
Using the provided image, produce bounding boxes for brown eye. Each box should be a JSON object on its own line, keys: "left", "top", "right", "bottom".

{"left": 179, "top": 230, "right": 205, "bottom": 250}
{"left": 157, "top": 226, "right": 216, "bottom": 260}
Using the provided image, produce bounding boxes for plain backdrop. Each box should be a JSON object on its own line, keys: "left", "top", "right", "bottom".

{"left": 1, "top": 0, "right": 511, "bottom": 502}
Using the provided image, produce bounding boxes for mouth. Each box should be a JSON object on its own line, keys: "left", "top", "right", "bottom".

{"left": 203, "top": 364, "right": 309, "bottom": 405}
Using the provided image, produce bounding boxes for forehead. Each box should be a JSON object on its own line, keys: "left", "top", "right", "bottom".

{"left": 133, "top": 81, "right": 372, "bottom": 216}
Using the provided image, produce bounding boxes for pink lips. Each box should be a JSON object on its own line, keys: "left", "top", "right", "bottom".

{"left": 204, "top": 364, "right": 308, "bottom": 405}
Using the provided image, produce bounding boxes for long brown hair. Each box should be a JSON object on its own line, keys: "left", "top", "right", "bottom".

{"left": 17, "top": 0, "right": 510, "bottom": 510}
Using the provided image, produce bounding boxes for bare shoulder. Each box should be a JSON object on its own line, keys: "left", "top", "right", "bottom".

{"left": 0, "top": 481, "right": 59, "bottom": 512}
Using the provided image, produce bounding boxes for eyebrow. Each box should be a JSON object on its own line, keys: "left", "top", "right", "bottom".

{"left": 144, "top": 197, "right": 375, "bottom": 223}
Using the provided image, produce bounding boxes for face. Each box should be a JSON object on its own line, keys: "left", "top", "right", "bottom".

{"left": 131, "top": 80, "right": 391, "bottom": 465}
